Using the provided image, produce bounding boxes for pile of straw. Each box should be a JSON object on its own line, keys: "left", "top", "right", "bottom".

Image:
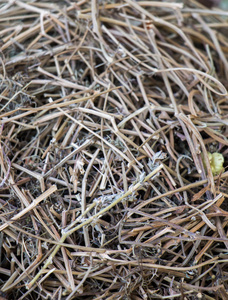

{"left": 0, "top": 0, "right": 228, "bottom": 299}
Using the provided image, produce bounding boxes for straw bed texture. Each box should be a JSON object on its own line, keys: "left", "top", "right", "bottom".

{"left": 0, "top": 0, "right": 228, "bottom": 299}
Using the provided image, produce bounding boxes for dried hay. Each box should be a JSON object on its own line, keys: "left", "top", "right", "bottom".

{"left": 0, "top": 0, "right": 228, "bottom": 299}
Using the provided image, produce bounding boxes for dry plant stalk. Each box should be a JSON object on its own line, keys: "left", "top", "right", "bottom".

{"left": 0, "top": 0, "right": 228, "bottom": 299}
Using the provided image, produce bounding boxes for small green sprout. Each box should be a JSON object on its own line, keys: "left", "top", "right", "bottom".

{"left": 203, "top": 152, "right": 224, "bottom": 176}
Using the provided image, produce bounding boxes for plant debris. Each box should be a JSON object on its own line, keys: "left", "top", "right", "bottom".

{"left": 0, "top": 0, "right": 228, "bottom": 299}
